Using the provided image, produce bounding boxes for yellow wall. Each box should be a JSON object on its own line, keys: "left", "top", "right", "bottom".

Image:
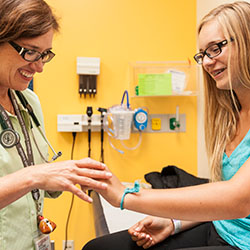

{"left": 35, "top": 1, "right": 197, "bottom": 249}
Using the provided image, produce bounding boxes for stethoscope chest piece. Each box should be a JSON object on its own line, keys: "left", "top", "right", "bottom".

{"left": 0, "top": 128, "right": 20, "bottom": 148}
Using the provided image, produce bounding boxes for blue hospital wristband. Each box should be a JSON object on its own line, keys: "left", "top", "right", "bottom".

{"left": 120, "top": 181, "right": 140, "bottom": 210}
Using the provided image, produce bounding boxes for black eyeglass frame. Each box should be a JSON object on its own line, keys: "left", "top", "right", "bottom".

{"left": 8, "top": 41, "right": 55, "bottom": 63}
{"left": 193, "top": 38, "right": 233, "bottom": 65}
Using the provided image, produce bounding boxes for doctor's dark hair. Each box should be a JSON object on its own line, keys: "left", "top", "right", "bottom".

{"left": 0, "top": 0, "right": 59, "bottom": 44}
{"left": 198, "top": 1, "right": 250, "bottom": 182}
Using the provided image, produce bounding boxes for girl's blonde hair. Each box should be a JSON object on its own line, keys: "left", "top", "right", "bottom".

{"left": 198, "top": 1, "right": 250, "bottom": 181}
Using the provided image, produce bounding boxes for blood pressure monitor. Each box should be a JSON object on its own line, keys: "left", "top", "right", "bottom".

{"left": 134, "top": 108, "right": 148, "bottom": 131}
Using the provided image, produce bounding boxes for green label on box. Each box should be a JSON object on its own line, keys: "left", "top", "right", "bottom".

{"left": 138, "top": 73, "right": 172, "bottom": 96}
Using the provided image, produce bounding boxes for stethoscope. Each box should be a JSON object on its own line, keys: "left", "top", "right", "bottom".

{"left": 0, "top": 90, "right": 62, "bottom": 163}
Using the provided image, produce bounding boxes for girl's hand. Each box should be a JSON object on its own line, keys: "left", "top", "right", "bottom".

{"left": 128, "top": 216, "right": 174, "bottom": 249}
{"left": 92, "top": 168, "right": 125, "bottom": 208}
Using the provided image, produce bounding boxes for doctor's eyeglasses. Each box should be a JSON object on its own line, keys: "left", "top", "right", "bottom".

{"left": 193, "top": 39, "right": 233, "bottom": 65}
{"left": 8, "top": 41, "right": 55, "bottom": 63}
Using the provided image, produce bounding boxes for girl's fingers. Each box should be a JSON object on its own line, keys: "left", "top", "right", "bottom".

{"left": 136, "top": 233, "right": 150, "bottom": 247}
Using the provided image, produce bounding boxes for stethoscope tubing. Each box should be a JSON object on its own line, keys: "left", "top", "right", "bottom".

{"left": 16, "top": 90, "right": 62, "bottom": 161}
{"left": 0, "top": 90, "right": 61, "bottom": 162}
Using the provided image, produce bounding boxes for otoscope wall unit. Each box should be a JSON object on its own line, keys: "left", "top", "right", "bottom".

{"left": 130, "top": 61, "right": 198, "bottom": 97}
{"left": 57, "top": 114, "right": 102, "bottom": 132}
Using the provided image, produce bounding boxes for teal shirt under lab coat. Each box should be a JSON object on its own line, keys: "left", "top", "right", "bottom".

{"left": 0, "top": 89, "right": 61, "bottom": 250}
{"left": 213, "top": 129, "right": 250, "bottom": 250}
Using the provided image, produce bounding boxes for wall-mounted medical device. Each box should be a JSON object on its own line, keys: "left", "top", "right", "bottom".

{"left": 57, "top": 114, "right": 101, "bottom": 132}
{"left": 104, "top": 90, "right": 148, "bottom": 153}
{"left": 57, "top": 90, "right": 148, "bottom": 154}
{"left": 134, "top": 108, "right": 148, "bottom": 131}
{"left": 77, "top": 57, "right": 100, "bottom": 97}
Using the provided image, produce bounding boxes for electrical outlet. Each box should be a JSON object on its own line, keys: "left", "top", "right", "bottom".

{"left": 62, "top": 240, "right": 74, "bottom": 250}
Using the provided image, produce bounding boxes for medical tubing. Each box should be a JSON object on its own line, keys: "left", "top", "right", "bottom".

{"left": 120, "top": 131, "right": 142, "bottom": 151}
{"left": 120, "top": 181, "right": 140, "bottom": 210}
{"left": 86, "top": 106, "right": 93, "bottom": 158}
{"left": 71, "top": 132, "right": 77, "bottom": 160}
{"left": 30, "top": 128, "right": 48, "bottom": 163}
{"left": 97, "top": 108, "right": 107, "bottom": 163}
{"left": 121, "top": 90, "right": 130, "bottom": 109}
{"left": 99, "top": 112, "right": 104, "bottom": 161}
{"left": 101, "top": 125, "right": 104, "bottom": 157}
{"left": 88, "top": 129, "right": 91, "bottom": 157}
{"left": 37, "top": 126, "right": 58, "bottom": 155}
{"left": 107, "top": 135, "right": 124, "bottom": 154}
{"left": 16, "top": 90, "right": 60, "bottom": 158}
{"left": 15, "top": 90, "right": 41, "bottom": 127}
{"left": 30, "top": 120, "right": 61, "bottom": 162}
{"left": 64, "top": 132, "right": 77, "bottom": 250}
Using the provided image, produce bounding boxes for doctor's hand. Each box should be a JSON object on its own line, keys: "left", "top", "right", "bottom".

{"left": 128, "top": 216, "right": 174, "bottom": 249}
{"left": 30, "top": 158, "right": 112, "bottom": 203}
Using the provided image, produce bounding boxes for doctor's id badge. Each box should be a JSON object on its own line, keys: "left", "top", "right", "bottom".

{"left": 34, "top": 234, "right": 51, "bottom": 250}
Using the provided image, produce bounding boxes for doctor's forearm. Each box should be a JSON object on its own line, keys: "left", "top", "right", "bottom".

{"left": 0, "top": 167, "right": 34, "bottom": 209}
